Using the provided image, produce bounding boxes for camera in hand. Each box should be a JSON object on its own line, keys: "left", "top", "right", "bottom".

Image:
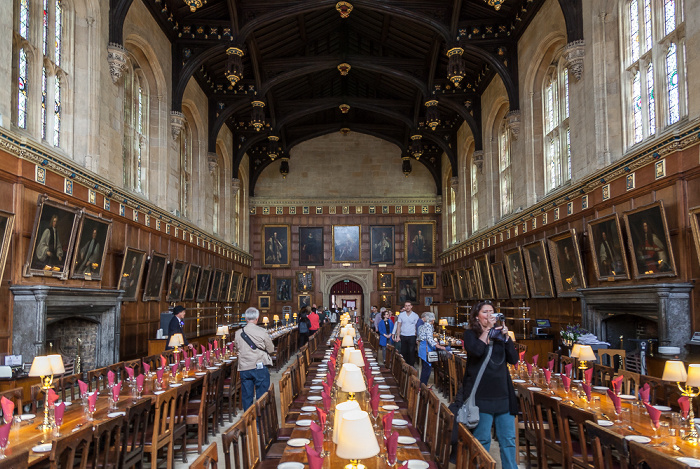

{"left": 488, "top": 313, "right": 506, "bottom": 341}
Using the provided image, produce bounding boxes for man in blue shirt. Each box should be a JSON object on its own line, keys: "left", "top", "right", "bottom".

{"left": 393, "top": 302, "right": 419, "bottom": 366}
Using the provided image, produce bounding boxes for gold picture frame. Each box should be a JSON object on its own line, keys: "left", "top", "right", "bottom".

{"left": 522, "top": 240, "right": 555, "bottom": 298}
{"left": 622, "top": 201, "right": 677, "bottom": 279}
{"left": 0, "top": 210, "right": 15, "bottom": 286}
{"left": 377, "top": 271, "right": 394, "bottom": 291}
{"left": 404, "top": 221, "right": 436, "bottom": 266}
{"left": 547, "top": 229, "right": 587, "bottom": 297}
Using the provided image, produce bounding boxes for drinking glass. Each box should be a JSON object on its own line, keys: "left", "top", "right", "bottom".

{"left": 650, "top": 419, "right": 660, "bottom": 439}
{"left": 0, "top": 434, "right": 7, "bottom": 459}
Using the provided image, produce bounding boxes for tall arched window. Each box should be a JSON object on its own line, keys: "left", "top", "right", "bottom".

{"left": 123, "top": 65, "right": 148, "bottom": 194}
{"left": 624, "top": 0, "right": 686, "bottom": 147}
{"left": 179, "top": 121, "right": 192, "bottom": 219}
{"left": 213, "top": 162, "right": 221, "bottom": 235}
{"left": 449, "top": 186, "right": 457, "bottom": 245}
{"left": 498, "top": 120, "right": 512, "bottom": 216}
{"left": 470, "top": 158, "right": 479, "bottom": 233}
{"left": 16, "top": 0, "right": 30, "bottom": 130}
{"left": 543, "top": 63, "right": 571, "bottom": 192}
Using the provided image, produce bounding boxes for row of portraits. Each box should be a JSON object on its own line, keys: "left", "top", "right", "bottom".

{"left": 448, "top": 201, "right": 683, "bottom": 300}
{"left": 262, "top": 221, "right": 437, "bottom": 267}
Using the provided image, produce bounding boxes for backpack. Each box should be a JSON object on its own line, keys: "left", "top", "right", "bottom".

{"left": 299, "top": 320, "right": 309, "bottom": 333}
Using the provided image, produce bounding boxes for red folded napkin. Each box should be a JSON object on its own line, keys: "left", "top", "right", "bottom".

{"left": 125, "top": 366, "right": 135, "bottom": 380}
{"left": 367, "top": 375, "right": 374, "bottom": 390}
{"left": 526, "top": 363, "right": 533, "bottom": 376}
{"left": 54, "top": 402, "right": 65, "bottom": 426}
{"left": 198, "top": 355, "right": 204, "bottom": 367}
{"left": 112, "top": 382, "right": 121, "bottom": 402}
{"left": 564, "top": 363, "right": 573, "bottom": 378}
{"left": 205, "top": 350, "right": 211, "bottom": 362}
{"left": 639, "top": 383, "right": 650, "bottom": 404}
{"left": 185, "top": 357, "right": 191, "bottom": 371}
{"left": 584, "top": 368, "right": 593, "bottom": 384}
{"left": 160, "top": 355, "right": 167, "bottom": 369}
{"left": 228, "top": 343, "right": 234, "bottom": 353}
{"left": 310, "top": 421, "right": 324, "bottom": 454}
{"left": 208, "top": 342, "right": 213, "bottom": 352}
{"left": 47, "top": 389, "right": 60, "bottom": 408}
{"left": 321, "top": 391, "right": 331, "bottom": 413}
{"left": 0, "top": 422, "right": 10, "bottom": 448}
{"left": 170, "top": 363, "right": 178, "bottom": 375}
{"left": 582, "top": 383, "right": 592, "bottom": 401}
{"left": 544, "top": 369, "right": 551, "bottom": 386}
{"left": 214, "top": 339, "right": 219, "bottom": 350}
{"left": 316, "top": 407, "right": 327, "bottom": 428}
{"left": 136, "top": 374, "right": 145, "bottom": 393}
{"left": 519, "top": 350, "right": 526, "bottom": 362}
{"left": 385, "top": 430, "right": 399, "bottom": 464}
{"left": 107, "top": 370, "right": 115, "bottom": 386}
{"left": 612, "top": 375, "right": 624, "bottom": 394}
{"left": 370, "top": 392, "right": 381, "bottom": 418}
{"left": 88, "top": 392, "right": 97, "bottom": 412}
{"left": 532, "top": 354, "right": 539, "bottom": 366}
{"left": 1, "top": 397, "right": 14, "bottom": 424}
{"left": 370, "top": 383, "right": 379, "bottom": 400}
{"left": 321, "top": 382, "right": 331, "bottom": 395}
{"left": 548, "top": 359, "right": 555, "bottom": 372}
{"left": 679, "top": 396, "right": 690, "bottom": 419}
{"left": 143, "top": 363, "right": 150, "bottom": 374}
{"left": 383, "top": 410, "right": 395, "bottom": 438}
{"left": 562, "top": 375, "right": 571, "bottom": 393}
{"left": 644, "top": 402, "right": 661, "bottom": 428}
{"left": 200, "top": 345, "right": 206, "bottom": 355}
{"left": 304, "top": 444, "right": 324, "bottom": 469}
{"left": 607, "top": 389, "right": 621, "bottom": 414}
{"left": 78, "top": 380, "right": 88, "bottom": 396}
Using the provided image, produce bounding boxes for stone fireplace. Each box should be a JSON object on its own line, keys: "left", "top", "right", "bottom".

{"left": 579, "top": 283, "right": 694, "bottom": 353}
{"left": 11, "top": 285, "right": 123, "bottom": 369}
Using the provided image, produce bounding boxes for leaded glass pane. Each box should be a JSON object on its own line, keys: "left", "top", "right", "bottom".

{"left": 643, "top": 0, "right": 652, "bottom": 52}
{"left": 664, "top": 0, "right": 676, "bottom": 36}
{"left": 55, "top": 0, "right": 62, "bottom": 66}
{"left": 41, "top": 67, "right": 47, "bottom": 140}
{"left": 632, "top": 71, "right": 643, "bottom": 143}
{"left": 666, "top": 43, "right": 679, "bottom": 124}
{"left": 647, "top": 64, "right": 655, "bottom": 134}
{"left": 53, "top": 75, "right": 61, "bottom": 146}
{"left": 18, "top": 49, "right": 28, "bottom": 129}
{"left": 564, "top": 68, "right": 570, "bottom": 119}
{"left": 630, "top": 0, "right": 640, "bottom": 62}
{"left": 566, "top": 127, "right": 571, "bottom": 181}
{"left": 19, "top": 0, "right": 29, "bottom": 39}
{"left": 546, "top": 81, "right": 554, "bottom": 133}
{"left": 42, "top": 0, "right": 48, "bottom": 56}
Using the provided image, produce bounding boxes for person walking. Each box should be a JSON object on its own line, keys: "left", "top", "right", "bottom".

{"left": 377, "top": 309, "right": 394, "bottom": 364}
{"left": 393, "top": 302, "right": 420, "bottom": 366}
{"left": 235, "top": 307, "right": 275, "bottom": 410}
{"left": 417, "top": 312, "right": 446, "bottom": 385}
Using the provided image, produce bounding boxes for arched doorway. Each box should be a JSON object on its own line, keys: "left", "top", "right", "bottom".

{"left": 330, "top": 280, "right": 363, "bottom": 314}
{"left": 319, "top": 269, "right": 373, "bottom": 322}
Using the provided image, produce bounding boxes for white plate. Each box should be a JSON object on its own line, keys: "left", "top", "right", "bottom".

{"left": 677, "top": 457, "right": 700, "bottom": 468}
{"left": 380, "top": 394, "right": 395, "bottom": 400}
{"left": 398, "top": 436, "right": 417, "bottom": 445}
{"left": 619, "top": 394, "right": 636, "bottom": 400}
{"left": 625, "top": 435, "right": 651, "bottom": 444}
{"left": 593, "top": 386, "right": 608, "bottom": 392}
{"left": 296, "top": 419, "right": 312, "bottom": 426}
{"left": 597, "top": 420, "right": 614, "bottom": 427}
{"left": 206, "top": 367, "right": 218, "bottom": 370}
{"left": 527, "top": 387, "right": 542, "bottom": 392}
{"left": 195, "top": 372, "right": 206, "bottom": 376}
{"left": 286, "top": 438, "right": 311, "bottom": 448}
{"left": 310, "top": 386, "right": 324, "bottom": 390}
{"left": 653, "top": 405, "right": 672, "bottom": 412}
{"left": 383, "top": 405, "right": 399, "bottom": 411}
{"left": 371, "top": 371, "right": 381, "bottom": 375}
{"left": 108, "top": 412, "right": 126, "bottom": 418}
{"left": 316, "top": 373, "right": 327, "bottom": 377}
{"left": 307, "top": 396, "right": 323, "bottom": 401}
{"left": 321, "top": 359, "right": 329, "bottom": 363}
{"left": 512, "top": 379, "right": 526, "bottom": 383}
{"left": 405, "top": 460, "right": 430, "bottom": 469}
{"left": 552, "top": 396, "right": 563, "bottom": 401}
{"left": 392, "top": 419, "right": 409, "bottom": 426}
{"left": 32, "top": 443, "right": 52, "bottom": 453}
{"left": 375, "top": 377, "right": 386, "bottom": 381}
{"left": 378, "top": 385, "right": 391, "bottom": 390}
{"left": 183, "top": 378, "right": 195, "bottom": 382}
{"left": 20, "top": 414, "right": 36, "bottom": 421}
{"left": 153, "top": 391, "right": 165, "bottom": 395}
{"left": 170, "top": 383, "right": 182, "bottom": 387}
{"left": 277, "top": 463, "right": 305, "bottom": 469}
{"left": 300, "top": 406, "right": 316, "bottom": 412}
{"left": 311, "top": 379, "right": 323, "bottom": 383}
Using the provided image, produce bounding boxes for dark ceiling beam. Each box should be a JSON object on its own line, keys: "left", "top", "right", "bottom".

{"left": 421, "top": 133, "right": 456, "bottom": 172}
{"left": 426, "top": 35, "right": 442, "bottom": 91}
{"left": 247, "top": 38, "right": 263, "bottom": 91}
{"left": 274, "top": 100, "right": 414, "bottom": 130}
{"left": 449, "top": 0, "right": 462, "bottom": 38}
{"left": 380, "top": 15, "right": 392, "bottom": 43}
{"left": 558, "top": 0, "right": 584, "bottom": 42}
{"left": 208, "top": 99, "right": 251, "bottom": 153}
{"left": 459, "top": 42, "right": 520, "bottom": 111}
{"left": 108, "top": 0, "right": 133, "bottom": 45}
{"left": 225, "top": 0, "right": 240, "bottom": 34}
{"left": 436, "top": 97, "right": 482, "bottom": 150}
{"left": 297, "top": 14, "right": 307, "bottom": 42}
{"left": 172, "top": 43, "right": 229, "bottom": 111}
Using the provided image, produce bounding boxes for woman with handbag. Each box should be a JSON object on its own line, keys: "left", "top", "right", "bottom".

{"left": 376, "top": 309, "right": 394, "bottom": 364}
{"left": 449, "top": 301, "right": 518, "bottom": 469}
{"left": 417, "top": 312, "right": 445, "bottom": 385}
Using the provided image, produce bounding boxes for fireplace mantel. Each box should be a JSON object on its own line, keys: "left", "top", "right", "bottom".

{"left": 11, "top": 285, "right": 123, "bottom": 367}
{"left": 579, "top": 283, "right": 694, "bottom": 351}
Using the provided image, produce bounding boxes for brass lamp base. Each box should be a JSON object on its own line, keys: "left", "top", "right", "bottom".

{"left": 344, "top": 461, "right": 366, "bottom": 469}
{"left": 683, "top": 415, "right": 699, "bottom": 444}
{"left": 347, "top": 392, "right": 356, "bottom": 401}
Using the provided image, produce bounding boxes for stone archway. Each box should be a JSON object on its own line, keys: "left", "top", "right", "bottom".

{"left": 319, "top": 269, "right": 373, "bottom": 322}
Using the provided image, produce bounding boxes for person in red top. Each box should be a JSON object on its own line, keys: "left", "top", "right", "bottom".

{"left": 308, "top": 307, "right": 320, "bottom": 334}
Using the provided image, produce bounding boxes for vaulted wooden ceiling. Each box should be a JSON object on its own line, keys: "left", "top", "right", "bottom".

{"left": 109, "top": 0, "right": 576, "bottom": 195}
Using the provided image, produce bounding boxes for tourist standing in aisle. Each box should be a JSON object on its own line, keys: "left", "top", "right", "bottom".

{"left": 235, "top": 307, "right": 275, "bottom": 409}
{"left": 393, "top": 302, "right": 419, "bottom": 366}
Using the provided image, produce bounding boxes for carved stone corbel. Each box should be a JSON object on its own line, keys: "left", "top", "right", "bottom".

{"left": 564, "top": 40, "right": 585, "bottom": 81}
{"left": 170, "top": 111, "right": 185, "bottom": 141}
{"left": 231, "top": 178, "right": 241, "bottom": 193}
{"left": 207, "top": 152, "right": 218, "bottom": 173}
{"left": 107, "top": 43, "right": 128, "bottom": 84}
{"left": 450, "top": 176, "right": 459, "bottom": 189}
{"left": 506, "top": 110, "right": 521, "bottom": 140}
{"left": 473, "top": 150, "right": 484, "bottom": 174}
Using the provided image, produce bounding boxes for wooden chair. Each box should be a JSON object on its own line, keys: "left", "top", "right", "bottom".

{"left": 87, "top": 366, "right": 111, "bottom": 392}
{"left": 222, "top": 359, "right": 240, "bottom": 422}
{"left": 49, "top": 424, "right": 92, "bottom": 469}
{"left": 628, "top": 440, "right": 690, "bottom": 468}
{"left": 592, "top": 364, "right": 615, "bottom": 388}
{"left": 142, "top": 355, "right": 159, "bottom": 374}
{"left": 385, "top": 344, "right": 396, "bottom": 369}
{"left": 278, "top": 371, "right": 295, "bottom": 427}
{"left": 546, "top": 352, "right": 560, "bottom": 373}
{"left": 189, "top": 442, "right": 218, "bottom": 469}
{"left": 185, "top": 374, "right": 209, "bottom": 454}
{"left": 585, "top": 420, "right": 629, "bottom": 469}
{"left": 56, "top": 373, "right": 83, "bottom": 403}
{"left": 217, "top": 360, "right": 233, "bottom": 426}
{"left": 204, "top": 367, "right": 223, "bottom": 438}
{"left": 172, "top": 380, "right": 191, "bottom": 463}
{"left": 560, "top": 356, "right": 577, "bottom": 377}
{"left": 0, "top": 450, "right": 28, "bottom": 469}
{"left": 423, "top": 385, "right": 440, "bottom": 457}
{"left": 222, "top": 406, "right": 259, "bottom": 469}
{"left": 122, "top": 359, "right": 142, "bottom": 380}
{"left": 405, "top": 375, "right": 421, "bottom": 424}
{"left": 434, "top": 402, "right": 454, "bottom": 469}
{"left": 29, "top": 384, "right": 44, "bottom": 415}
{"left": 255, "top": 387, "right": 288, "bottom": 459}
{"left": 455, "top": 422, "right": 497, "bottom": 469}
{"left": 533, "top": 391, "right": 565, "bottom": 469}
{"left": 515, "top": 384, "right": 542, "bottom": 469}
{"left": 89, "top": 413, "right": 124, "bottom": 469}
{"left": 559, "top": 402, "right": 596, "bottom": 469}
{"left": 447, "top": 354, "right": 459, "bottom": 402}
{"left": 143, "top": 386, "right": 177, "bottom": 469}
{"left": 415, "top": 382, "right": 430, "bottom": 440}
{"left": 598, "top": 349, "right": 626, "bottom": 371}
{"left": 616, "top": 369, "right": 641, "bottom": 397}
{"left": 0, "top": 388, "right": 23, "bottom": 420}
{"left": 120, "top": 398, "right": 152, "bottom": 469}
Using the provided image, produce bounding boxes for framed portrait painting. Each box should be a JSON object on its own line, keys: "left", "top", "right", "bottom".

{"left": 228, "top": 271, "right": 241, "bottom": 302}
{"left": 586, "top": 213, "right": 630, "bottom": 281}
{"left": 298, "top": 294, "right": 312, "bottom": 311}
{"left": 256, "top": 273, "right": 271, "bottom": 292}
{"left": 379, "top": 293, "right": 393, "bottom": 309}
{"left": 0, "top": 210, "right": 14, "bottom": 286}
{"left": 547, "top": 229, "right": 587, "bottom": 297}
{"left": 70, "top": 213, "right": 112, "bottom": 280}
{"left": 218, "top": 271, "right": 232, "bottom": 302}
{"left": 299, "top": 227, "right": 324, "bottom": 266}
{"left": 143, "top": 251, "right": 168, "bottom": 301}
{"left": 276, "top": 277, "right": 292, "bottom": 302}
{"left": 332, "top": 225, "right": 361, "bottom": 263}
{"left": 25, "top": 195, "right": 82, "bottom": 279}
{"left": 166, "top": 260, "right": 189, "bottom": 302}
{"left": 370, "top": 225, "right": 394, "bottom": 265}
{"left": 466, "top": 267, "right": 479, "bottom": 300}
{"left": 690, "top": 206, "right": 700, "bottom": 264}
{"left": 397, "top": 277, "right": 419, "bottom": 305}
{"left": 404, "top": 221, "right": 436, "bottom": 266}
{"left": 182, "top": 264, "right": 200, "bottom": 301}
{"left": 421, "top": 271, "right": 436, "bottom": 289}
{"left": 209, "top": 269, "right": 223, "bottom": 302}
{"left": 243, "top": 276, "right": 254, "bottom": 303}
{"left": 623, "top": 201, "right": 677, "bottom": 279}
{"left": 296, "top": 271, "right": 314, "bottom": 292}
{"left": 475, "top": 255, "right": 494, "bottom": 299}
{"left": 258, "top": 295, "right": 270, "bottom": 310}
{"left": 504, "top": 247, "right": 529, "bottom": 299}
{"left": 196, "top": 267, "right": 213, "bottom": 302}
{"left": 490, "top": 262, "right": 510, "bottom": 300}
{"left": 377, "top": 272, "right": 394, "bottom": 291}
{"left": 262, "top": 224, "right": 291, "bottom": 267}
{"left": 450, "top": 271, "right": 461, "bottom": 300}
{"left": 522, "top": 240, "right": 555, "bottom": 298}
{"left": 117, "top": 247, "right": 146, "bottom": 302}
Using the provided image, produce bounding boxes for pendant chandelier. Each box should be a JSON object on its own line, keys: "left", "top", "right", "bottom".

{"left": 402, "top": 155, "right": 412, "bottom": 177}
{"left": 425, "top": 100, "right": 440, "bottom": 130}
{"left": 485, "top": 0, "right": 505, "bottom": 11}
{"left": 340, "top": 128, "right": 351, "bottom": 136}
{"left": 410, "top": 134, "right": 423, "bottom": 159}
{"left": 183, "top": 0, "right": 205, "bottom": 13}
{"left": 225, "top": 47, "right": 244, "bottom": 86}
{"left": 336, "top": 2, "right": 353, "bottom": 18}
{"left": 250, "top": 100, "right": 266, "bottom": 131}
{"left": 337, "top": 63, "right": 351, "bottom": 76}
{"left": 339, "top": 104, "right": 350, "bottom": 114}
{"left": 267, "top": 135, "right": 280, "bottom": 160}
{"left": 280, "top": 156, "right": 290, "bottom": 178}
{"left": 447, "top": 47, "right": 466, "bottom": 87}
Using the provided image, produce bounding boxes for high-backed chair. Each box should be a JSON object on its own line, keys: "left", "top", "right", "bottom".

{"left": 0, "top": 388, "right": 23, "bottom": 420}
{"left": 616, "top": 369, "right": 641, "bottom": 397}
{"left": 222, "top": 358, "right": 240, "bottom": 422}
{"left": 533, "top": 391, "right": 565, "bottom": 469}
{"left": 143, "top": 386, "right": 177, "bottom": 469}
{"left": 559, "top": 402, "right": 595, "bottom": 469}
{"left": 189, "top": 442, "right": 218, "bottom": 469}
{"left": 255, "top": 387, "right": 289, "bottom": 459}
{"left": 172, "top": 381, "right": 191, "bottom": 463}
{"left": 89, "top": 413, "right": 125, "bottom": 469}
{"left": 120, "top": 398, "right": 152, "bottom": 469}
{"left": 434, "top": 402, "right": 454, "bottom": 469}
{"left": 185, "top": 374, "right": 208, "bottom": 454}
{"left": 204, "top": 367, "right": 223, "bottom": 438}
{"left": 455, "top": 422, "right": 496, "bottom": 469}
{"left": 423, "top": 385, "right": 440, "bottom": 457}
{"left": 49, "top": 424, "right": 92, "bottom": 469}
{"left": 515, "top": 384, "right": 542, "bottom": 469}
{"left": 585, "top": 420, "right": 629, "bottom": 469}
{"left": 598, "top": 349, "right": 626, "bottom": 371}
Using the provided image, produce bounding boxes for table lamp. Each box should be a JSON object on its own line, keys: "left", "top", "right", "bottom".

{"left": 262, "top": 316, "right": 269, "bottom": 329}
{"left": 216, "top": 325, "right": 229, "bottom": 342}
{"left": 168, "top": 333, "right": 184, "bottom": 354}
{"left": 332, "top": 400, "right": 361, "bottom": 443}
{"left": 336, "top": 363, "right": 353, "bottom": 386}
{"left": 438, "top": 318, "right": 448, "bottom": 340}
{"left": 273, "top": 315, "right": 279, "bottom": 329}
{"left": 570, "top": 343, "right": 582, "bottom": 358}
{"left": 348, "top": 350, "right": 365, "bottom": 368}
{"left": 285, "top": 313, "right": 290, "bottom": 323}
{"left": 29, "top": 354, "right": 65, "bottom": 431}
{"left": 341, "top": 334, "right": 354, "bottom": 348}
{"left": 293, "top": 313, "right": 297, "bottom": 323}
{"left": 577, "top": 345, "right": 596, "bottom": 372}
{"left": 340, "top": 364, "right": 367, "bottom": 401}
{"left": 343, "top": 347, "right": 356, "bottom": 364}
{"left": 336, "top": 410, "right": 380, "bottom": 469}
{"left": 508, "top": 331, "right": 516, "bottom": 342}
{"left": 663, "top": 360, "right": 700, "bottom": 443}
{"left": 346, "top": 327, "right": 356, "bottom": 338}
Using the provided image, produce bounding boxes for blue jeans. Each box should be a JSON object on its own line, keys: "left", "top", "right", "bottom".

{"left": 420, "top": 359, "right": 432, "bottom": 385}
{"left": 471, "top": 411, "right": 517, "bottom": 469}
{"left": 240, "top": 367, "right": 270, "bottom": 410}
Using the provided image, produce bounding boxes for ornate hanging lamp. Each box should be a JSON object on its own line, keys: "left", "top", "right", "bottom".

{"left": 425, "top": 99, "right": 440, "bottom": 130}
{"left": 337, "top": 63, "right": 351, "bottom": 76}
{"left": 485, "top": 0, "right": 505, "bottom": 11}
{"left": 267, "top": 135, "right": 280, "bottom": 160}
{"left": 280, "top": 155, "right": 290, "bottom": 179}
{"left": 340, "top": 127, "right": 351, "bottom": 136}
{"left": 250, "top": 100, "right": 266, "bottom": 131}
{"left": 339, "top": 104, "right": 350, "bottom": 114}
{"left": 447, "top": 47, "right": 466, "bottom": 87}
{"left": 410, "top": 134, "right": 423, "bottom": 159}
{"left": 183, "top": 0, "right": 205, "bottom": 13}
{"left": 336, "top": 2, "right": 353, "bottom": 18}
{"left": 225, "top": 47, "right": 244, "bottom": 86}
{"left": 402, "top": 155, "right": 412, "bottom": 177}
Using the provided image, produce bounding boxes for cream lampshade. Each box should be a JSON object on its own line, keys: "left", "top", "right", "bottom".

{"left": 342, "top": 347, "right": 356, "bottom": 364}
{"left": 273, "top": 315, "right": 280, "bottom": 321}
{"left": 340, "top": 366, "right": 367, "bottom": 396}
{"left": 336, "top": 363, "right": 357, "bottom": 386}
{"left": 339, "top": 328, "right": 347, "bottom": 338}
{"left": 438, "top": 319, "right": 448, "bottom": 326}
{"left": 578, "top": 345, "right": 596, "bottom": 362}
{"left": 332, "top": 400, "right": 361, "bottom": 443}
{"left": 508, "top": 331, "right": 516, "bottom": 342}
{"left": 687, "top": 364, "right": 700, "bottom": 387}
{"left": 285, "top": 313, "right": 290, "bottom": 320}
{"left": 346, "top": 327, "right": 356, "bottom": 338}
{"left": 336, "top": 410, "right": 381, "bottom": 467}
{"left": 348, "top": 350, "right": 365, "bottom": 367}
{"left": 663, "top": 360, "right": 689, "bottom": 382}
{"left": 47, "top": 354, "right": 65, "bottom": 375}
{"left": 168, "top": 333, "right": 184, "bottom": 349}
{"left": 341, "top": 335, "right": 354, "bottom": 348}
{"left": 28, "top": 356, "right": 52, "bottom": 377}
{"left": 570, "top": 343, "right": 582, "bottom": 358}
{"left": 262, "top": 317, "right": 269, "bottom": 325}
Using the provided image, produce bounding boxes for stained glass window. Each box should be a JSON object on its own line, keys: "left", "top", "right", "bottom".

{"left": 136, "top": 86, "right": 143, "bottom": 193}
{"left": 545, "top": 81, "right": 555, "bottom": 133}
{"left": 53, "top": 75, "right": 61, "bottom": 146}
{"left": 643, "top": 0, "right": 652, "bottom": 52}
{"left": 543, "top": 65, "right": 570, "bottom": 192}
{"left": 664, "top": 0, "right": 676, "bottom": 36}
{"left": 17, "top": 49, "right": 28, "bottom": 129}
{"left": 19, "top": 0, "right": 29, "bottom": 39}
{"left": 41, "top": 67, "right": 47, "bottom": 140}
{"left": 55, "top": 0, "right": 62, "bottom": 66}
{"left": 470, "top": 161, "right": 478, "bottom": 233}
{"left": 449, "top": 187, "right": 456, "bottom": 245}
{"left": 566, "top": 127, "right": 571, "bottom": 181}
{"left": 630, "top": 0, "right": 640, "bottom": 62}
{"left": 647, "top": 64, "right": 655, "bottom": 134}
{"left": 42, "top": 0, "right": 48, "bottom": 56}
{"left": 666, "top": 43, "right": 679, "bottom": 124}
{"left": 632, "top": 71, "right": 643, "bottom": 143}
{"left": 564, "top": 68, "right": 569, "bottom": 119}
{"left": 180, "top": 122, "right": 191, "bottom": 218}
{"left": 499, "top": 122, "right": 512, "bottom": 216}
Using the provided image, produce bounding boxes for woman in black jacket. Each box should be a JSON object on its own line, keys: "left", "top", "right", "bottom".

{"left": 298, "top": 306, "right": 311, "bottom": 346}
{"left": 449, "top": 301, "right": 518, "bottom": 469}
